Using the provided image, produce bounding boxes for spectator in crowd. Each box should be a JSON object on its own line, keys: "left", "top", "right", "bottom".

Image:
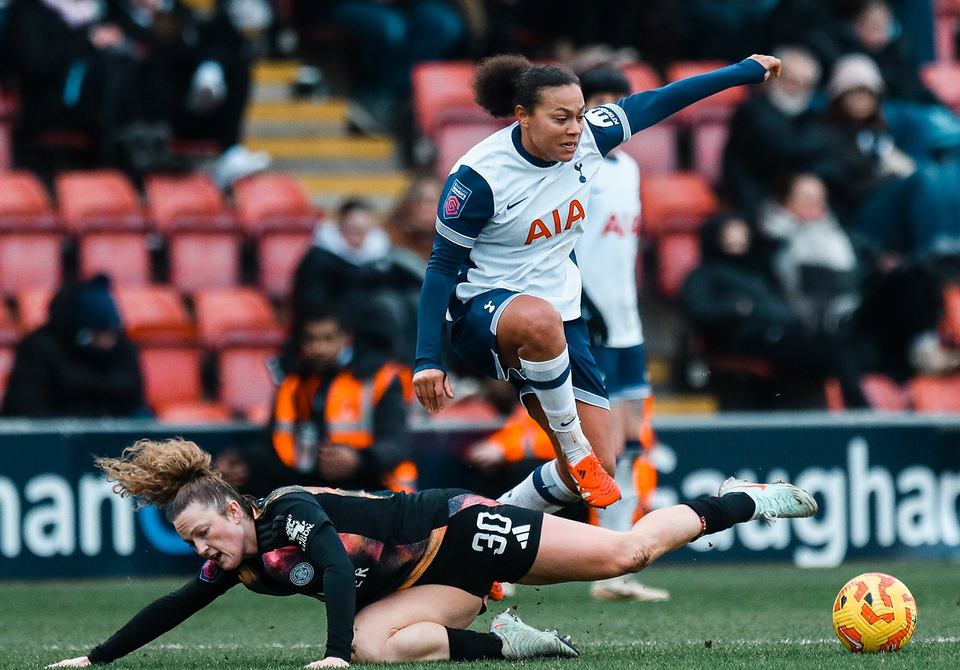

{"left": 384, "top": 174, "right": 444, "bottom": 265}
{"left": 762, "top": 0, "right": 852, "bottom": 67}
{"left": 840, "top": 0, "right": 960, "bottom": 158}
{"left": 759, "top": 173, "right": 861, "bottom": 334}
{"left": 1, "top": 275, "right": 147, "bottom": 418}
{"left": 680, "top": 214, "right": 868, "bottom": 408}
{"left": 856, "top": 257, "right": 960, "bottom": 382}
{"left": 822, "top": 53, "right": 960, "bottom": 255}
{"left": 723, "top": 46, "right": 848, "bottom": 216}
{"left": 104, "top": 0, "right": 268, "bottom": 187}
{"left": 293, "top": 198, "right": 423, "bottom": 364}
{"left": 222, "top": 301, "right": 418, "bottom": 497}
{"left": 3, "top": 0, "right": 168, "bottom": 175}
{"left": 289, "top": 0, "right": 465, "bottom": 133}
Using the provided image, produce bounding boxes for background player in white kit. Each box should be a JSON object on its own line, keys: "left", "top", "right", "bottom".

{"left": 575, "top": 65, "right": 669, "bottom": 602}
{"left": 414, "top": 54, "right": 781, "bottom": 513}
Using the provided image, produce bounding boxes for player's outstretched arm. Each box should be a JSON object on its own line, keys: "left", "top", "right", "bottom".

{"left": 614, "top": 56, "right": 779, "bottom": 136}
{"left": 46, "top": 657, "right": 90, "bottom": 668}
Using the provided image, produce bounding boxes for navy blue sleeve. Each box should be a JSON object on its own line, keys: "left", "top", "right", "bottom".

{"left": 414, "top": 165, "right": 494, "bottom": 374}
{"left": 414, "top": 235, "right": 470, "bottom": 373}
{"left": 587, "top": 58, "right": 767, "bottom": 155}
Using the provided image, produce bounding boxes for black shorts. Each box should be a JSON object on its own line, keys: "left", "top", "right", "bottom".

{"left": 415, "top": 504, "right": 544, "bottom": 598}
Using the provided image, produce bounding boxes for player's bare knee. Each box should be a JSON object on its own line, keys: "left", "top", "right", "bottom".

{"left": 614, "top": 536, "right": 654, "bottom": 575}
{"left": 516, "top": 302, "right": 564, "bottom": 353}
{"left": 351, "top": 629, "right": 388, "bottom": 663}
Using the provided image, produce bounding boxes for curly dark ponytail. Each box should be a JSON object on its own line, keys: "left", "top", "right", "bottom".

{"left": 473, "top": 55, "right": 580, "bottom": 118}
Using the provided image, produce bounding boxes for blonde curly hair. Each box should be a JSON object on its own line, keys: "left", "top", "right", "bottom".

{"left": 96, "top": 438, "right": 248, "bottom": 521}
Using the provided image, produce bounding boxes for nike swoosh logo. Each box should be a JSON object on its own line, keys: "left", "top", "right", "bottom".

{"left": 560, "top": 417, "right": 575, "bottom": 427}
{"left": 506, "top": 197, "right": 528, "bottom": 210}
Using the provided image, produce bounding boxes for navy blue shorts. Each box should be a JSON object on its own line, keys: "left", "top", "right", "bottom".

{"left": 592, "top": 343, "right": 652, "bottom": 402}
{"left": 449, "top": 289, "right": 610, "bottom": 409}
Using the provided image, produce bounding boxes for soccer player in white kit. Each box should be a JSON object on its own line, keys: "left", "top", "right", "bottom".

{"left": 414, "top": 53, "right": 781, "bottom": 511}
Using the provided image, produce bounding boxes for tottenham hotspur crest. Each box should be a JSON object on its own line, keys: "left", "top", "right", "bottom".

{"left": 285, "top": 514, "right": 315, "bottom": 551}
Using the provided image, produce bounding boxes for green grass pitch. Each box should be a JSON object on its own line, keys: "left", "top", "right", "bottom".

{"left": 4, "top": 561, "right": 959, "bottom": 669}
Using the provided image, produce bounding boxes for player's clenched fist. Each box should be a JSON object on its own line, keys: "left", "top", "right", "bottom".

{"left": 413, "top": 368, "right": 454, "bottom": 412}
{"left": 747, "top": 54, "right": 781, "bottom": 80}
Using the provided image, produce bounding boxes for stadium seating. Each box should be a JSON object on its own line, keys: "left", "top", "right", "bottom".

{"left": 691, "top": 123, "right": 730, "bottom": 184}
{"left": 433, "top": 121, "right": 507, "bottom": 177}
{"left": 218, "top": 345, "right": 278, "bottom": 417}
{"left": 622, "top": 62, "right": 662, "bottom": 94}
{"left": 935, "top": 0, "right": 960, "bottom": 62}
{"left": 233, "top": 173, "right": 317, "bottom": 298}
{"left": 824, "top": 375, "right": 910, "bottom": 412}
{"left": 145, "top": 173, "right": 241, "bottom": 293}
{"left": 0, "top": 171, "right": 62, "bottom": 295}
{"left": 618, "top": 124, "right": 679, "bottom": 175}
{"left": 114, "top": 285, "right": 195, "bottom": 343}
{"left": 666, "top": 62, "right": 748, "bottom": 125}
{"left": 0, "top": 345, "right": 14, "bottom": 406}
{"left": 639, "top": 171, "right": 718, "bottom": 236}
{"left": 910, "top": 374, "right": 960, "bottom": 412}
{"left": 15, "top": 287, "right": 53, "bottom": 332}
{"left": 655, "top": 232, "right": 701, "bottom": 298}
{"left": 257, "top": 231, "right": 313, "bottom": 299}
{"left": 233, "top": 172, "right": 317, "bottom": 235}
{"left": 194, "top": 287, "right": 284, "bottom": 349}
{"left": 139, "top": 344, "right": 230, "bottom": 420}
{"left": 0, "top": 300, "right": 19, "bottom": 345}
{"left": 412, "top": 61, "right": 485, "bottom": 137}
{"left": 921, "top": 62, "right": 960, "bottom": 113}
{"left": 942, "top": 284, "right": 960, "bottom": 346}
{"left": 56, "top": 170, "right": 151, "bottom": 285}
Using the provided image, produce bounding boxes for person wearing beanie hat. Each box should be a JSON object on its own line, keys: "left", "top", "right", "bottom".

{"left": 828, "top": 53, "right": 885, "bottom": 100}
{"left": 1, "top": 275, "right": 147, "bottom": 418}
{"left": 821, "top": 53, "right": 960, "bottom": 255}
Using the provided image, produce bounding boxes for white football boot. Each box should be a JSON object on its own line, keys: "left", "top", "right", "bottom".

{"left": 490, "top": 610, "right": 580, "bottom": 660}
{"left": 718, "top": 478, "right": 819, "bottom": 521}
{"left": 591, "top": 575, "right": 670, "bottom": 602}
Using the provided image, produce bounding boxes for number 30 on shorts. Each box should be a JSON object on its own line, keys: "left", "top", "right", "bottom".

{"left": 471, "top": 512, "right": 513, "bottom": 555}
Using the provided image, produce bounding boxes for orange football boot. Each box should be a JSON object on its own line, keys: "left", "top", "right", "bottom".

{"left": 569, "top": 452, "right": 621, "bottom": 508}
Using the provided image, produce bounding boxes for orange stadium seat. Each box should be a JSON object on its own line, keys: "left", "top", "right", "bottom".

{"left": 640, "top": 171, "right": 719, "bottom": 236}
{"left": 691, "top": 123, "right": 730, "bottom": 184}
{"left": 0, "top": 300, "right": 20, "bottom": 345}
{"left": 233, "top": 172, "right": 317, "bottom": 235}
{"left": 922, "top": 62, "right": 960, "bottom": 113}
{"left": 258, "top": 231, "right": 313, "bottom": 299}
{"left": 656, "top": 232, "right": 700, "bottom": 298}
{"left": 114, "top": 285, "right": 195, "bottom": 343}
{"left": 140, "top": 345, "right": 204, "bottom": 408}
{"left": 412, "top": 61, "right": 486, "bottom": 137}
{"left": 57, "top": 170, "right": 151, "bottom": 285}
{"left": 195, "top": 287, "right": 283, "bottom": 349}
{"left": 56, "top": 170, "right": 145, "bottom": 231}
{"left": 618, "top": 124, "right": 679, "bottom": 175}
{"left": 155, "top": 402, "right": 232, "bottom": 423}
{"left": 0, "top": 345, "right": 14, "bottom": 406}
{"left": 15, "top": 287, "right": 54, "bottom": 332}
{"left": 935, "top": 0, "right": 960, "bottom": 61}
{"left": 433, "top": 121, "right": 507, "bottom": 177}
{"left": 78, "top": 233, "right": 151, "bottom": 286}
{"left": 622, "top": 62, "right": 662, "bottom": 94}
{"left": 824, "top": 375, "right": 910, "bottom": 412}
{"left": 0, "top": 171, "right": 62, "bottom": 295}
{"left": 145, "top": 173, "right": 241, "bottom": 293}
{"left": 666, "top": 62, "right": 748, "bottom": 125}
{"left": 910, "top": 374, "right": 960, "bottom": 412}
{"left": 942, "top": 284, "right": 960, "bottom": 346}
{"left": 218, "top": 345, "right": 278, "bottom": 416}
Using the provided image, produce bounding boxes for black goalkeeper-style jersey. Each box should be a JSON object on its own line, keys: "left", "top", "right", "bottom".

{"left": 87, "top": 487, "right": 492, "bottom": 664}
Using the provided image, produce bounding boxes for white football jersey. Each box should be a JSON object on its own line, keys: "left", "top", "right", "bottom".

{"left": 434, "top": 104, "right": 632, "bottom": 321}
{"left": 576, "top": 151, "right": 644, "bottom": 348}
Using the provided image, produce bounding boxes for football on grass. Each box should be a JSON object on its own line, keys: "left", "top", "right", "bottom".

{"left": 832, "top": 572, "right": 917, "bottom": 653}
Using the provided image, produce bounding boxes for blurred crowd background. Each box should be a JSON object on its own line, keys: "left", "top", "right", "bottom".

{"left": 1, "top": 0, "right": 960, "bottom": 494}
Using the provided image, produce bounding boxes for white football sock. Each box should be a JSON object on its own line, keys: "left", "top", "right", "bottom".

{"left": 596, "top": 448, "right": 642, "bottom": 533}
{"left": 497, "top": 460, "right": 580, "bottom": 512}
{"left": 520, "top": 348, "right": 591, "bottom": 465}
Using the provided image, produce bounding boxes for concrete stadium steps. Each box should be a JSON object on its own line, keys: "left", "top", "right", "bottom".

{"left": 246, "top": 60, "right": 403, "bottom": 212}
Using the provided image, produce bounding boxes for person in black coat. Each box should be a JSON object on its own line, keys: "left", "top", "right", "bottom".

{"left": 1, "top": 275, "right": 147, "bottom": 418}
{"left": 680, "top": 214, "right": 867, "bottom": 407}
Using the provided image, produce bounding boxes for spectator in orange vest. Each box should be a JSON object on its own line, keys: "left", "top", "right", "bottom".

{"left": 238, "top": 301, "right": 418, "bottom": 496}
